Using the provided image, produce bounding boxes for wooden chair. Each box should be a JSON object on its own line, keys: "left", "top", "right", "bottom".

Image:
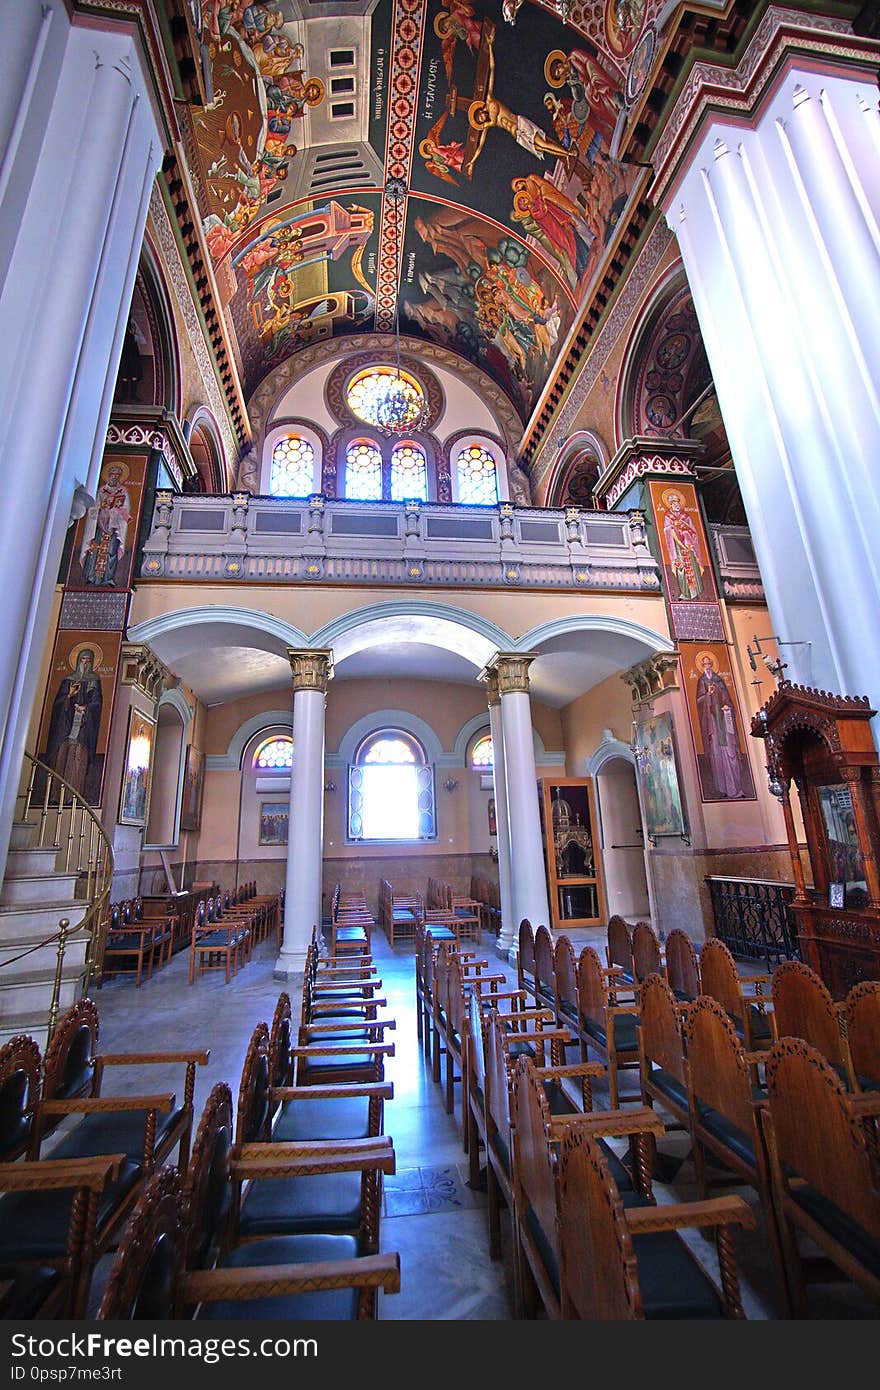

{"left": 557, "top": 1126, "right": 755, "bottom": 1319}
{"left": 631, "top": 920, "right": 664, "bottom": 985}
{"left": 132, "top": 896, "right": 174, "bottom": 969}
{"left": 699, "top": 938, "right": 773, "bottom": 1051}
{"left": 297, "top": 972, "right": 395, "bottom": 1091}
{"left": 665, "top": 928, "right": 701, "bottom": 1002}
{"left": 100, "top": 903, "right": 162, "bottom": 988}
{"left": 846, "top": 981, "right": 880, "bottom": 1092}
{"left": 574, "top": 945, "right": 641, "bottom": 1108}
{"left": 606, "top": 915, "right": 634, "bottom": 985}
{"left": 533, "top": 924, "right": 556, "bottom": 1015}
{"left": 446, "top": 881, "right": 483, "bottom": 944}
{"left": 188, "top": 898, "right": 242, "bottom": 985}
{"left": 552, "top": 934, "right": 579, "bottom": 1035}
{"left": 638, "top": 973, "right": 691, "bottom": 1134}
{"left": 330, "top": 884, "right": 373, "bottom": 957}
{"left": 378, "top": 878, "right": 420, "bottom": 947}
{"left": 771, "top": 959, "right": 855, "bottom": 1087}
{"left": 762, "top": 1037, "right": 880, "bottom": 1314}
{"left": 517, "top": 919, "right": 537, "bottom": 1006}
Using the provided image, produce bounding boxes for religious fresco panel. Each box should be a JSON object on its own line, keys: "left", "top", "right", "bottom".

{"left": 680, "top": 640, "right": 756, "bottom": 804}
{"left": 66, "top": 454, "right": 148, "bottom": 594}
{"left": 35, "top": 630, "right": 124, "bottom": 810}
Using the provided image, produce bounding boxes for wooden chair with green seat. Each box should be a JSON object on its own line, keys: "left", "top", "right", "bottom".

{"left": 509, "top": 1053, "right": 665, "bottom": 1319}
{"left": 517, "top": 919, "right": 537, "bottom": 1006}
{"left": 556, "top": 1126, "right": 755, "bottom": 1319}
{"left": 761, "top": 1037, "right": 880, "bottom": 1316}
{"left": 442, "top": 947, "right": 506, "bottom": 1136}
{"left": 845, "top": 980, "right": 880, "bottom": 1092}
{"left": 699, "top": 937, "right": 774, "bottom": 1052}
{"left": 770, "top": 959, "right": 855, "bottom": 1087}
{"left": 664, "top": 928, "right": 701, "bottom": 1003}
{"left": 631, "top": 921, "right": 665, "bottom": 986}
{"left": 552, "top": 934, "right": 579, "bottom": 1037}
{"left": 533, "top": 924, "right": 557, "bottom": 1016}
{"left": 637, "top": 973, "right": 692, "bottom": 1137}
{"left": 229, "top": 1027, "right": 395, "bottom": 1262}
{"left": 574, "top": 945, "right": 642, "bottom": 1108}
{"left": 606, "top": 915, "right": 635, "bottom": 987}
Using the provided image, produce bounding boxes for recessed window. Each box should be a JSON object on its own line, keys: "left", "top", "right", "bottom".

{"left": 253, "top": 736, "right": 293, "bottom": 771}
{"left": 455, "top": 442, "right": 498, "bottom": 506}
{"left": 390, "top": 441, "right": 428, "bottom": 502}
{"left": 345, "top": 438, "right": 383, "bottom": 501}
{"left": 470, "top": 734, "right": 494, "bottom": 769}
{"left": 348, "top": 730, "right": 436, "bottom": 841}
{"left": 330, "top": 49, "right": 355, "bottom": 67}
{"left": 330, "top": 77, "right": 355, "bottom": 95}
{"left": 269, "top": 435, "right": 315, "bottom": 498}
{"left": 331, "top": 102, "right": 355, "bottom": 120}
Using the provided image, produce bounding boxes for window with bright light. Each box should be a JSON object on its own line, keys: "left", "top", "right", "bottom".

{"left": 390, "top": 441, "right": 428, "bottom": 502}
{"left": 348, "top": 730, "right": 436, "bottom": 841}
{"left": 269, "top": 435, "right": 315, "bottom": 497}
{"left": 455, "top": 442, "right": 498, "bottom": 506}
{"left": 345, "top": 438, "right": 383, "bottom": 500}
{"left": 470, "top": 734, "right": 494, "bottom": 769}
{"left": 346, "top": 366, "right": 425, "bottom": 430}
{"left": 253, "top": 736, "right": 293, "bottom": 770}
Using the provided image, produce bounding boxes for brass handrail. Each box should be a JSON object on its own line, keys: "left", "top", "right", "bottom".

{"left": 17, "top": 753, "right": 114, "bottom": 1001}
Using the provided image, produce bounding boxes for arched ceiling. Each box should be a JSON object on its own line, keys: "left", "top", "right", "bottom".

{"left": 185, "top": 1, "right": 656, "bottom": 425}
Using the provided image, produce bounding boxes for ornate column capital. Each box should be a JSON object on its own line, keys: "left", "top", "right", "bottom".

{"left": 483, "top": 651, "right": 537, "bottom": 697}
{"left": 480, "top": 667, "right": 501, "bottom": 707}
{"left": 288, "top": 648, "right": 334, "bottom": 694}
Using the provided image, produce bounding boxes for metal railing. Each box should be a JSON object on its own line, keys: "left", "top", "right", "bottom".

{"left": 14, "top": 753, "right": 114, "bottom": 1005}
{"left": 706, "top": 875, "right": 801, "bottom": 969}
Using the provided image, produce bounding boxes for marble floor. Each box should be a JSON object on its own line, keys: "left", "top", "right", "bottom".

{"left": 83, "top": 925, "right": 877, "bottom": 1321}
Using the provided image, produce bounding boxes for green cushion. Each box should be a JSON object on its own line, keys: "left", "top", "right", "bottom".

{"left": 272, "top": 1096, "right": 373, "bottom": 1143}
{"left": 0, "top": 1160, "right": 141, "bottom": 1259}
{"left": 790, "top": 1184, "right": 880, "bottom": 1278}
{"left": 198, "top": 1235, "right": 360, "bottom": 1320}
{"left": 697, "top": 1105, "right": 755, "bottom": 1169}
{"left": 237, "top": 1172, "right": 364, "bottom": 1240}
{"left": 582, "top": 1012, "right": 638, "bottom": 1053}
{"left": 648, "top": 1065, "right": 689, "bottom": 1116}
{"left": 50, "top": 1105, "right": 183, "bottom": 1162}
{"left": 524, "top": 1204, "right": 558, "bottom": 1297}
{"left": 634, "top": 1231, "right": 724, "bottom": 1318}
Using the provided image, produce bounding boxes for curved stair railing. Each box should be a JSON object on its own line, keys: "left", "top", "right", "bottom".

{"left": 12, "top": 753, "right": 114, "bottom": 1027}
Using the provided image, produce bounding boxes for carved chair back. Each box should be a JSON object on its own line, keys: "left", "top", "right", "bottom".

{"left": 269, "top": 992, "right": 294, "bottom": 1090}
{"left": 699, "top": 939, "right": 748, "bottom": 1031}
{"left": 42, "top": 999, "right": 100, "bottom": 1108}
{"left": 518, "top": 919, "right": 536, "bottom": 993}
{"left": 632, "top": 921, "right": 662, "bottom": 984}
{"left": 511, "top": 1054, "right": 560, "bottom": 1313}
{"left": 665, "top": 929, "right": 701, "bottom": 1001}
{"left": 534, "top": 925, "right": 556, "bottom": 1007}
{"left": 484, "top": 1009, "right": 513, "bottom": 1161}
{"left": 639, "top": 974, "right": 687, "bottom": 1087}
{"left": 771, "top": 960, "right": 849, "bottom": 1073}
{"left": 845, "top": 980, "right": 880, "bottom": 1090}
{"left": 182, "top": 1082, "right": 233, "bottom": 1272}
{"left": 606, "top": 915, "right": 633, "bottom": 978}
{"left": 97, "top": 1168, "right": 184, "bottom": 1320}
{"left": 235, "top": 1023, "right": 271, "bottom": 1147}
{"left": 557, "top": 1126, "right": 640, "bottom": 1319}
{"left": 576, "top": 945, "right": 608, "bottom": 1033}
{"left": 553, "top": 934, "right": 578, "bottom": 1023}
{"left": 684, "top": 997, "right": 755, "bottom": 1140}
{"left": 0, "top": 1033, "right": 42, "bottom": 1161}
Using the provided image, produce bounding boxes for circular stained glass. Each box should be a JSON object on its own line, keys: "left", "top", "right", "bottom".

{"left": 347, "top": 366, "right": 426, "bottom": 433}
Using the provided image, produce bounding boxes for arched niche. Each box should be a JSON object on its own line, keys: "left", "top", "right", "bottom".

{"left": 143, "top": 698, "right": 188, "bottom": 848}
{"left": 588, "top": 733, "right": 653, "bottom": 925}
{"left": 114, "top": 249, "right": 179, "bottom": 413}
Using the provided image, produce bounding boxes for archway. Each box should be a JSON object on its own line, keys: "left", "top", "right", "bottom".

{"left": 594, "top": 754, "right": 651, "bottom": 923}
{"left": 144, "top": 703, "right": 186, "bottom": 847}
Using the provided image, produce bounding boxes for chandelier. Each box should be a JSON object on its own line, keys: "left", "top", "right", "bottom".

{"left": 370, "top": 177, "right": 430, "bottom": 438}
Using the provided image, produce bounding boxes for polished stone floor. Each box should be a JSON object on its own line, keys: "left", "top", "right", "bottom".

{"left": 84, "top": 924, "right": 878, "bottom": 1321}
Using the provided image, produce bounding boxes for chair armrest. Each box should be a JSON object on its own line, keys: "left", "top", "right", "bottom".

{"left": 625, "top": 1195, "right": 756, "bottom": 1235}
{"left": 237, "top": 1137, "right": 392, "bottom": 1160}
{"left": 0, "top": 1155, "right": 126, "bottom": 1191}
{"left": 533, "top": 1062, "right": 605, "bottom": 1083}
{"left": 270, "top": 1082, "right": 393, "bottom": 1102}
{"left": 232, "top": 1146, "right": 395, "bottom": 1179}
{"left": 37, "top": 1094, "right": 174, "bottom": 1115}
{"left": 300, "top": 1021, "right": 394, "bottom": 1036}
{"left": 848, "top": 1093, "right": 880, "bottom": 1119}
{"left": 501, "top": 1009, "right": 557, "bottom": 1024}
{"left": 548, "top": 1104, "right": 666, "bottom": 1142}
{"left": 180, "top": 1253, "right": 401, "bottom": 1304}
{"left": 292, "top": 1043, "right": 394, "bottom": 1058}
{"left": 607, "top": 1004, "right": 640, "bottom": 1016}
{"left": 97, "top": 1050, "right": 210, "bottom": 1066}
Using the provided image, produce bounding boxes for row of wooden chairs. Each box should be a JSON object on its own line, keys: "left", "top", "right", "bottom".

{"left": 469, "top": 875, "right": 501, "bottom": 936}
{"left": 425, "top": 877, "right": 482, "bottom": 942}
{"left": 188, "top": 885, "right": 280, "bottom": 985}
{"left": 100, "top": 896, "right": 175, "bottom": 988}
{"left": 330, "top": 883, "right": 374, "bottom": 956}
{"left": 378, "top": 879, "right": 421, "bottom": 946}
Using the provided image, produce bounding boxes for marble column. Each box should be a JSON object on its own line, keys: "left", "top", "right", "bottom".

{"left": 665, "top": 62, "right": 880, "bottom": 720}
{"left": 490, "top": 653, "right": 550, "bottom": 954}
{"left": 276, "top": 650, "right": 333, "bottom": 978}
{"left": 483, "top": 668, "right": 515, "bottom": 961}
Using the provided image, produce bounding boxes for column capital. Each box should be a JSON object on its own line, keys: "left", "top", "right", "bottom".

{"left": 288, "top": 648, "right": 334, "bottom": 693}
{"left": 482, "top": 652, "right": 537, "bottom": 697}
{"left": 480, "top": 667, "right": 501, "bottom": 707}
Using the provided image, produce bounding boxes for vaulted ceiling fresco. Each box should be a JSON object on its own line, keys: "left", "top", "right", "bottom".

{"left": 187, "top": 1, "right": 662, "bottom": 421}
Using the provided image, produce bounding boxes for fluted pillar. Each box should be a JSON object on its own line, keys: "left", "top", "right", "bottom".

{"left": 481, "top": 668, "right": 515, "bottom": 960}
{"left": 665, "top": 60, "right": 880, "bottom": 720}
{"left": 276, "top": 650, "right": 333, "bottom": 978}
{"left": 487, "top": 653, "right": 550, "bottom": 954}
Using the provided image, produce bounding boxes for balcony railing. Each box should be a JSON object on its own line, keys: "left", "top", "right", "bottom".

{"left": 706, "top": 875, "right": 801, "bottom": 968}
{"left": 139, "top": 493, "right": 662, "bottom": 593}
{"left": 708, "top": 524, "right": 764, "bottom": 600}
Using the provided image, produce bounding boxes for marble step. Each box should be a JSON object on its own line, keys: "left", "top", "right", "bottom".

{"left": 5, "top": 846, "right": 62, "bottom": 876}
{"left": 0, "top": 967, "right": 84, "bottom": 1016}
{"left": 0, "top": 900, "right": 88, "bottom": 940}
{"left": 0, "top": 930, "right": 90, "bottom": 973}
{"left": 0, "top": 872, "right": 82, "bottom": 908}
{"left": 0, "top": 1010, "right": 52, "bottom": 1050}
{"left": 9, "top": 822, "right": 40, "bottom": 851}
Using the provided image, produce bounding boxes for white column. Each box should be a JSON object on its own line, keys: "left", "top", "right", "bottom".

{"left": 0, "top": 14, "right": 162, "bottom": 877}
{"left": 276, "top": 650, "right": 333, "bottom": 978}
{"left": 484, "top": 670, "right": 515, "bottom": 960}
{"left": 492, "top": 653, "right": 550, "bottom": 954}
{"left": 666, "top": 64, "right": 880, "bottom": 720}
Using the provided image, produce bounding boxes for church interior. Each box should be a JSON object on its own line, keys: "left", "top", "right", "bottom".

{"left": 0, "top": 0, "right": 879, "bottom": 1325}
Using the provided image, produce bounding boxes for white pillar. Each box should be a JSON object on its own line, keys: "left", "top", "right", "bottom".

{"left": 484, "top": 670, "right": 515, "bottom": 960}
{"left": 276, "top": 650, "right": 333, "bottom": 978}
{"left": 491, "top": 653, "right": 550, "bottom": 954}
{"left": 0, "top": 12, "right": 162, "bottom": 877}
{"left": 666, "top": 64, "right": 880, "bottom": 720}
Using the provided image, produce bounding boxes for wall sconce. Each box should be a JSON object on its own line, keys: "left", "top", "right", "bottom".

{"left": 323, "top": 780, "right": 337, "bottom": 794}
{"left": 443, "top": 777, "right": 460, "bottom": 793}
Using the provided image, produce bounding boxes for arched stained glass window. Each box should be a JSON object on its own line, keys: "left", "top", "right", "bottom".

{"left": 470, "top": 734, "right": 494, "bottom": 769}
{"left": 253, "top": 736, "right": 293, "bottom": 770}
{"left": 345, "top": 438, "right": 383, "bottom": 500}
{"left": 455, "top": 442, "right": 498, "bottom": 506}
{"left": 348, "top": 729, "right": 435, "bottom": 841}
{"left": 390, "top": 441, "right": 428, "bottom": 502}
{"left": 347, "top": 366, "right": 426, "bottom": 432}
{"left": 269, "top": 435, "right": 315, "bottom": 497}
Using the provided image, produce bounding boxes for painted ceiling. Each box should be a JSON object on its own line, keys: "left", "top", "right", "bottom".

{"left": 187, "top": 1, "right": 662, "bottom": 423}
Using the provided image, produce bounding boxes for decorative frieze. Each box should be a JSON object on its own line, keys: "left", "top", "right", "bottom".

{"left": 621, "top": 653, "right": 680, "bottom": 705}
{"left": 119, "top": 642, "right": 167, "bottom": 701}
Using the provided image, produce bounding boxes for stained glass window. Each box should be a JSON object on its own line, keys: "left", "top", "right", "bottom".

{"left": 470, "top": 735, "right": 494, "bottom": 769}
{"left": 269, "top": 435, "right": 315, "bottom": 497}
{"left": 347, "top": 367, "right": 425, "bottom": 431}
{"left": 254, "top": 736, "right": 293, "bottom": 770}
{"left": 348, "top": 730, "right": 435, "bottom": 841}
{"left": 345, "top": 438, "right": 383, "bottom": 500}
{"left": 390, "top": 442, "right": 428, "bottom": 502}
{"left": 455, "top": 443, "right": 498, "bottom": 506}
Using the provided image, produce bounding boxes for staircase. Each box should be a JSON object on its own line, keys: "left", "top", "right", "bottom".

{"left": 0, "top": 756, "right": 112, "bottom": 1049}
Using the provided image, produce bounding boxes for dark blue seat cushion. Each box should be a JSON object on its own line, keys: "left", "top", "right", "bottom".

{"left": 789, "top": 1184, "right": 880, "bottom": 1278}
{"left": 195, "top": 931, "right": 233, "bottom": 949}
{"left": 104, "top": 933, "right": 149, "bottom": 953}
{"left": 0, "top": 1160, "right": 141, "bottom": 1259}
{"left": 298, "top": 1054, "right": 377, "bottom": 1082}
{"left": 198, "top": 1234, "right": 360, "bottom": 1320}
{"left": 524, "top": 1204, "right": 559, "bottom": 1297}
{"left": 647, "top": 1065, "right": 689, "bottom": 1116}
{"left": 0, "top": 1266, "right": 61, "bottom": 1319}
{"left": 582, "top": 1012, "right": 639, "bottom": 1053}
{"left": 697, "top": 1105, "right": 755, "bottom": 1169}
{"left": 49, "top": 1103, "right": 184, "bottom": 1162}
{"left": 272, "top": 1096, "right": 373, "bottom": 1143}
{"left": 237, "top": 1171, "right": 364, "bottom": 1240}
{"left": 634, "top": 1231, "right": 724, "bottom": 1318}
{"left": 427, "top": 927, "right": 456, "bottom": 942}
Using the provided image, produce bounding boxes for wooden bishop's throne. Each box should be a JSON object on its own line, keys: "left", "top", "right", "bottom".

{"left": 751, "top": 682, "right": 880, "bottom": 997}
